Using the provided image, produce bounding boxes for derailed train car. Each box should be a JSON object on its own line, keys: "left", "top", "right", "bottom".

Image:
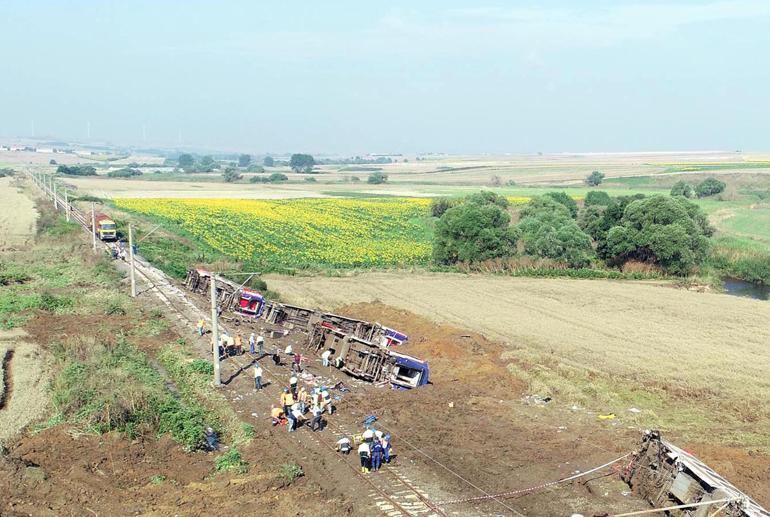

{"left": 624, "top": 431, "right": 769, "bottom": 517}
{"left": 184, "top": 269, "right": 430, "bottom": 389}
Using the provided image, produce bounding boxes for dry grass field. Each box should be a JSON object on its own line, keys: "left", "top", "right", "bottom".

{"left": 267, "top": 272, "right": 770, "bottom": 449}
{"left": 0, "top": 177, "right": 38, "bottom": 250}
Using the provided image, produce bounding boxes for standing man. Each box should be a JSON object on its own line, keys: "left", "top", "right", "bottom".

{"left": 310, "top": 404, "right": 323, "bottom": 432}
{"left": 371, "top": 439, "right": 384, "bottom": 471}
{"left": 196, "top": 319, "right": 206, "bottom": 336}
{"left": 253, "top": 362, "right": 263, "bottom": 390}
{"left": 289, "top": 374, "right": 298, "bottom": 398}
{"left": 281, "top": 388, "right": 294, "bottom": 420}
{"left": 293, "top": 352, "right": 302, "bottom": 373}
{"left": 358, "top": 441, "right": 371, "bottom": 473}
{"left": 235, "top": 334, "right": 244, "bottom": 355}
{"left": 382, "top": 434, "right": 391, "bottom": 464}
{"left": 249, "top": 333, "right": 256, "bottom": 354}
{"left": 256, "top": 334, "right": 265, "bottom": 356}
{"left": 297, "top": 386, "right": 308, "bottom": 414}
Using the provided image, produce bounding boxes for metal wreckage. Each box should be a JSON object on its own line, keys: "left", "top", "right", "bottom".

{"left": 184, "top": 269, "right": 430, "bottom": 390}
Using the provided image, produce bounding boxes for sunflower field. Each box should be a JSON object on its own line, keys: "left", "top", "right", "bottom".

{"left": 113, "top": 197, "right": 434, "bottom": 269}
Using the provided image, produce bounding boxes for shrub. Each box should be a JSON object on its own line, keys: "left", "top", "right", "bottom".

{"left": 584, "top": 191, "right": 612, "bottom": 207}
{"left": 269, "top": 173, "right": 288, "bottom": 183}
{"left": 107, "top": 168, "right": 142, "bottom": 178}
{"left": 585, "top": 170, "right": 605, "bottom": 186}
{"left": 670, "top": 181, "right": 696, "bottom": 198}
{"left": 696, "top": 177, "right": 726, "bottom": 198}
{"left": 188, "top": 359, "right": 214, "bottom": 375}
{"left": 518, "top": 197, "right": 594, "bottom": 267}
{"left": 216, "top": 448, "right": 249, "bottom": 474}
{"left": 466, "top": 190, "right": 509, "bottom": 209}
{"left": 367, "top": 171, "right": 388, "bottom": 184}
{"left": 304, "top": 176, "right": 317, "bottom": 182}
{"left": 430, "top": 197, "right": 459, "bottom": 218}
{"left": 543, "top": 191, "right": 577, "bottom": 218}
{"left": 57, "top": 165, "right": 96, "bottom": 176}
{"left": 223, "top": 167, "right": 242, "bottom": 183}
{"left": 0, "top": 168, "right": 14, "bottom": 177}
{"left": 278, "top": 463, "right": 304, "bottom": 483}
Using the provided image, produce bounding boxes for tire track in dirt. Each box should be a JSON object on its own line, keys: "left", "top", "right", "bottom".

{"left": 0, "top": 349, "right": 14, "bottom": 410}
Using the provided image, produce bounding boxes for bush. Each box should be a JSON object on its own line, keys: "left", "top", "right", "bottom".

{"left": 696, "top": 177, "right": 726, "bottom": 198}
{"left": 188, "top": 359, "right": 214, "bottom": 375}
{"left": 367, "top": 171, "right": 388, "bottom": 184}
{"left": 585, "top": 170, "right": 605, "bottom": 186}
{"left": 304, "top": 176, "right": 317, "bottom": 182}
{"left": 223, "top": 167, "right": 242, "bottom": 183}
{"left": 670, "top": 181, "right": 696, "bottom": 198}
{"left": 278, "top": 463, "right": 304, "bottom": 483}
{"left": 107, "top": 168, "right": 142, "bottom": 178}
{"left": 584, "top": 191, "right": 612, "bottom": 207}
{"left": 0, "top": 168, "right": 14, "bottom": 177}
{"left": 466, "top": 190, "right": 509, "bottom": 209}
{"left": 543, "top": 191, "right": 577, "bottom": 218}
{"left": 57, "top": 165, "right": 97, "bottom": 176}
{"left": 433, "top": 199, "right": 519, "bottom": 264}
{"left": 263, "top": 156, "right": 274, "bottom": 167}
{"left": 430, "top": 197, "right": 459, "bottom": 218}
{"left": 269, "top": 173, "right": 288, "bottom": 183}
{"left": 216, "top": 448, "right": 249, "bottom": 473}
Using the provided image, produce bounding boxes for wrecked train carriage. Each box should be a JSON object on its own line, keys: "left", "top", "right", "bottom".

{"left": 624, "top": 431, "right": 769, "bottom": 517}
{"left": 308, "top": 323, "right": 429, "bottom": 389}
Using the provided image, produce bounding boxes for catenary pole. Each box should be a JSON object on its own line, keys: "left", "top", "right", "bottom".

{"left": 91, "top": 203, "right": 97, "bottom": 253}
{"left": 128, "top": 224, "right": 137, "bottom": 297}
{"left": 210, "top": 274, "right": 221, "bottom": 386}
{"left": 64, "top": 189, "right": 70, "bottom": 221}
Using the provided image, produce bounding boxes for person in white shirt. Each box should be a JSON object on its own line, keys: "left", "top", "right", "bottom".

{"left": 256, "top": 335, "right": 265, "bottom": 356}
{"left": 284, "top": 344, "right": 293, "bottom": 356}
{"left": 336, "top": 436, "right": 351, "bottom": 454}
{"left": 253, "top": 362, "right": 263, "bottom": 390}
{"left": 362, "top": 429, "right": 374, "bottom": 442}
{"left": 321, "top": 349, "right": 332, "bottom": 367}
{"left": 358, "top": 441, "right": 371, "bottom": 473}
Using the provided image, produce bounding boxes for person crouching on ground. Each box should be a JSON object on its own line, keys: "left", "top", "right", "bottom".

{"left": 271, "top": 406, "right": 285, "bottom": 426}
{"left": 336, "top": 436, "right": 351, "bottom": 454}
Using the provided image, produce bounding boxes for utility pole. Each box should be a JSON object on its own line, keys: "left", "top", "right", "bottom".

{"left": 210, "top": 275, "right": 221, "bottom": 386}
{"left": 91, "top": 203, "right": 97, "bottom": 253}
{"left": 64, "top": 189, "right": 70, "bottom": 221}
{"left": 53, "top": 180, "right": 58, "bottom": 209}
{"left": 128, "top": 224, "right": 137, "bottom": 297}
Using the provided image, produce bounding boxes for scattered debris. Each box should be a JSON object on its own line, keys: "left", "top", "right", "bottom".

{"left": 597, "top": 413, "right": 616, "bottom": 420}
{"left": 628, "top": 407, "right": 642, "bottom": 414}
{"left": 523, "top": 394, "right": 552, "bottom": 405}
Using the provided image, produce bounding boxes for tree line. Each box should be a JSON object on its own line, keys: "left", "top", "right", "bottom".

{"left": 432, "top": 190, "right": 714, "bottom": 275}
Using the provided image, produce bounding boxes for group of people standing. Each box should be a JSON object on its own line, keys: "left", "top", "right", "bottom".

{"left": 272, "top": 382, "right": 334, "bottom": 433}
{"left": 349, "top": 428, "right": 391, "bottom": 473}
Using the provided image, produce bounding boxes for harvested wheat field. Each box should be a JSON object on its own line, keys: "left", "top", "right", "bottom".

{"left": 268, "top": 272, "right": 770, "bottom": 449}
{"left": 0, "top": 331, "right": 50, "bottom": 448}
{"left": 0, "top": 178, "right": 37, "bottom": 250}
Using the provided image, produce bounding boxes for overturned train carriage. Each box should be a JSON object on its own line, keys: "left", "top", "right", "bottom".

{"left": 624, "top": 431, "right": 769, "bottom": 517}
{"left": 184, "top": 269, "right": 429, "bottom": 389}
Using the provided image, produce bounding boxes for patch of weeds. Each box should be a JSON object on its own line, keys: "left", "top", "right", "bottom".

{"left": 104, "top": 300, "right": 127, "bottom": 316}
{"left": 240, "top": 423, "right": 256, "bottom": 440}
{"left": 278, "top": 463, "right": 304, "bottom": 484}
{"left": 215, "top": 448, "right": 249, "bottom": 474}
{"left": 187, "top": 359, "right": 214, "bottom": 375}
{"left": 38, "top": 292, "right": 74, "bottom": 313}
{"left": 32, "top": 414, "right": 65, "bottom": 433}
{"left": 154, "top": 397, "right": 207, "bottom": 451}
{"left": 150, "top": 474, "right": 166, "bottom": 485}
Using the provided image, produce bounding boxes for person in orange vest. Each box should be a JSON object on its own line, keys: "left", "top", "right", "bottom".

{"left": 196, "top": 319, "right": 206, "bottom": 336}
{"left": 234, "top": 334, "right": 244, "bottom": 355}
{"left": 280, "top": 388, "right": 294, "bottom": 419}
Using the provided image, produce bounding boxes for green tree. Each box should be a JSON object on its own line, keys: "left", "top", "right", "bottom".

{"left": 695, "top": 177, "right": 726, "bottom": 198}
{"left": 544, "top": 191, "right": 578, "bottom": 218}
{"left": 223, "top": 167, "right": 242, "bottom": 183}
{"left": 585, "top": 170, "right": 605, "bottom": 186}
{"left": 268, "top": 172, "right": 288, "bottom": 182}
{"left": 433, "top": 202, "right": 519, "bottom": 264}
{"left": 430, "top": 197, "right": 459, "bottom": 218}
{"left": 178, "top": 154, "right": 195, "bottom": 169}
{"left": 57, "top": 165, "right": 96, "bottom": 176}
{"left": 263, "top": 156, "right": 275, "bottom": 167}
{"left": 466, "top": 190, "right": 510, "bottom": 209}
{"left": 604, "top": 195, "right": 712, "bottom": 274}
{"left": 517, "top": 197, "right": 594, "bottom": 267}
{"left": 584, "top": 190, "right": 612, "bottom": 207}
{"left": 200, "top": 155, "right": 215, "bottom": 168}
{"left": 238, "top": 154, "right": 252, "bottom": 168}
{"left": 670, "top": 181, "right": 695, "bottom": 198}
{"left": 367, "top": 171, "right": 388, "bottom": 184}
{"left": 289, "top": 153, "right": 315, "bottom": 173}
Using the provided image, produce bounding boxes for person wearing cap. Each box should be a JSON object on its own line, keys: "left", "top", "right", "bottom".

{"left": 362, "top": 429, "right": 374, "bottom": 442}
{"left": 358, "top": 441, "right": 371, "bottom": 473}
